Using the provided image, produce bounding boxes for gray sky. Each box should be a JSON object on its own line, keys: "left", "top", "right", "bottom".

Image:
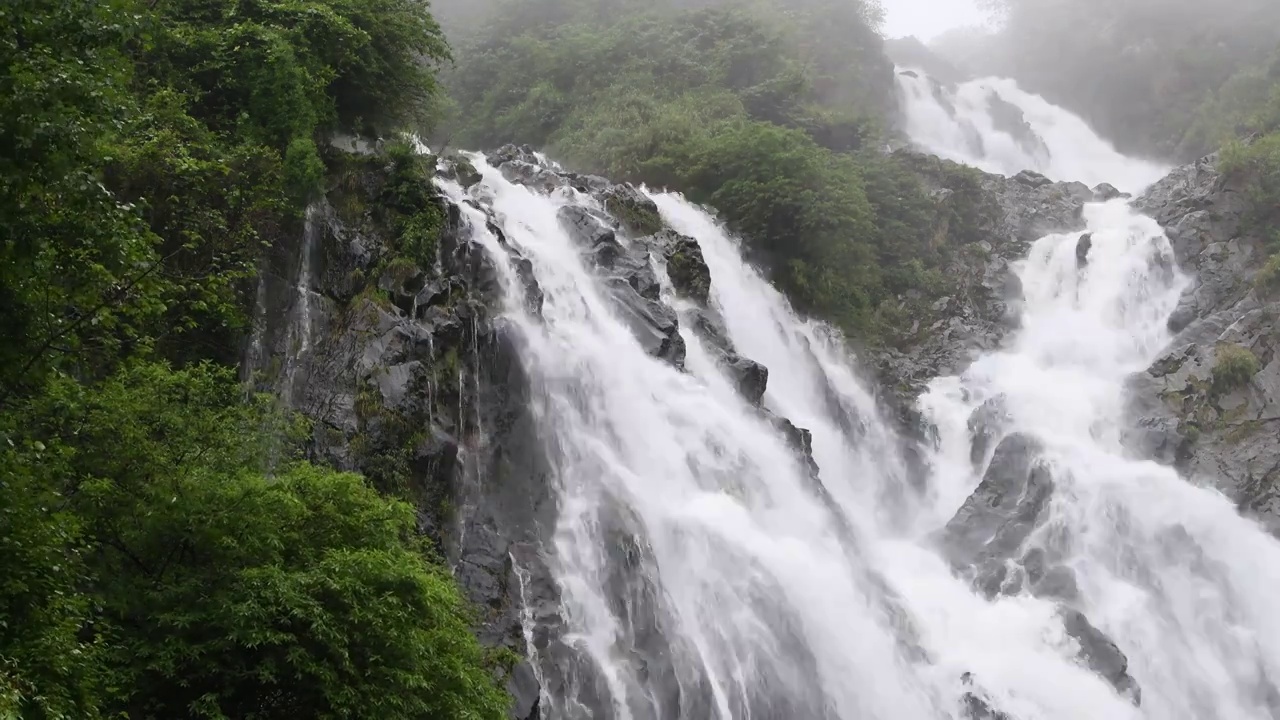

{"left": 880, "top": 0, "right": 988, "bottom": 40}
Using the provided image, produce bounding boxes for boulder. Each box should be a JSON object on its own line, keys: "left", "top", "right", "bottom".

{"left": 1076, "top": 233, "right": 1093, "bottom": 268}
{"left": 1060, "top": 608, "right": 1141, "bottom": 705}
{"left": 967, "top": 394, "right": 1013, "bottom": 467}
{"left": 661, "top": 231, "right": 713, "bottom": 304}
{"left": 1013, "top": 170, "right": 1054, "bottom": 188}
{"left": 1092, "top": 182, "right": 1128, "bottom": 201}
{"left": 598, "top": 184, "right": 664, "bottom": 236}
{"left": 942, "top": 433, "right": 1055, "bottom": 569}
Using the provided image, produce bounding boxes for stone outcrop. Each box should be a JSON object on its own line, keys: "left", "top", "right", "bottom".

{"left": 937, "top": 426, "right": 1142, "bottom": 705}
{"left": 1127, "top": 153, "right": 1280, "bottom": 533}
{"left": 875, "top": 155, "right": 1090, "bottom": 398}
{"left": 247, "top": 142, "right": 842, "bottom": 717}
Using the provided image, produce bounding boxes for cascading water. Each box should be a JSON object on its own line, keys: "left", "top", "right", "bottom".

{"left": 895, "top": 70, "right": 1167, "bottom": 192}
{"left": 443, "top": 165, "right": 944, "bottom": 719}
{"left": 894, "top": 71, "right": 1280, "bottom": 720}
{"left": 435, "top": 69, "right": 1280, "bottom": 720}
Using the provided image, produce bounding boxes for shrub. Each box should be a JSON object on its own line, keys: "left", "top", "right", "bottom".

{"left": 1212, "top": 344, "right": 1261, "bottom": 394}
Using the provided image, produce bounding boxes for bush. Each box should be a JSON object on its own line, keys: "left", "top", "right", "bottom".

{"left": 1212, "top": 344, "right": 1261, "bottom": 394}
{"left": 3, "top": 364, "right": 510, "bottom": 719}
{"left": 2, "top": 0, "right": 507, "bottom": 717}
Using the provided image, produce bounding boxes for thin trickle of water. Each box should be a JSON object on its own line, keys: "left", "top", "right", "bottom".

{"left": 243, "top": 265, "right": 270, "bottom": 387}
{"left": 280, "top": 201, "right": 322, "bottom": 406}
{"left": 513, "top": 554, "right": 553, "bottom": 715}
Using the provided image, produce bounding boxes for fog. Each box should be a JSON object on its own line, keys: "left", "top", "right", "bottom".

{"left": 879, "top": 0, "right": 987, "bottom": 41}
{"left": 431, "top": 0, "right": 1279, "bottom": 162}
{"left": 921, "top": 0, "right": 1280, "bottom": 160}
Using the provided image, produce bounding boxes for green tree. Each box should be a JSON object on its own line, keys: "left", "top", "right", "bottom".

{"left": 8, "top": 364, "right": 509, "bottom": 720}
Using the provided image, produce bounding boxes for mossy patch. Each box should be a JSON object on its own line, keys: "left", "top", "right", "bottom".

{"left": 604, "top": 193, "right": 664, "bottom": 236}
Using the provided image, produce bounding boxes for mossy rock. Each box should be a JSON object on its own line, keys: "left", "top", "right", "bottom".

{"left": 663, "top": 233, "right": 712, "bottom": 304}
{"left": 602, "top": 185, "right": 664, "bottom": 236}
{"left": 450, "top": 155, "right": 483, "bottom": 189}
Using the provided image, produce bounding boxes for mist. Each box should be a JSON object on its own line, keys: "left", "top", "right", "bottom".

{"left": 926, "top": 0, "right": 1280, "bottom": 160}
{"left": 879, "top": 0, "right": 987, "bottom": 41}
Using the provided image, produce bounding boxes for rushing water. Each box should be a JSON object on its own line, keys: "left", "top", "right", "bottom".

{"left": 895, "top": 70, "right": 1168, "bottom": 192}
{"left": 438, "top": 70, "right": 1280, "bottom": 719}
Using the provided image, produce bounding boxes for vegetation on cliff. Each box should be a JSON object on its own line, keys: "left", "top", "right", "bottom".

{"left": 934, "top": 0, "right": 1280, "bottom": 162}
{"left": 0, "top": 0, "right": 508, "bottom": 717}
{"left": 439, "top": 0, "right": 987, "bottom": 338}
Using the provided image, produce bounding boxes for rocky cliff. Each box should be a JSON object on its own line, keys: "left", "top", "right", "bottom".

{"left": 245, "top": 141, "right": 834, "bottom": 718}
{"left": 242, "top": 136, "right": 1269, "bottom": 717}
{"left": 1128, "top": 154, "right": 1280, "bottom": 533}
{"left": 874, "top": 161, "right": 1104, "bottom": 397}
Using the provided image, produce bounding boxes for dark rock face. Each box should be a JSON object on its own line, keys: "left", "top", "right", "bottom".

{"left": 1060, "top": 608, "right": 1142, "bottom": 704}
{"left": 988, "top": 91, "right": 1050, "bottom": 162}
{"left": 874, "top": 155, "right": 1089, "bottom": 400}
{"left": 1128, "top": 153, "right": 1280, "bottom": 533}
{"left": 942, "top": 433, "right": 1055, "bottom": 570}
{"left": 938, "top": 431, "right": 1140, "bottom": 702}
{"left": 251, "top": 143, "right": 841, "bottom": 715}
{"left": 967, "top": 395, "right": 1013, "bottom": 467}
{"left": 600, "top": 184, "right": 665, "bottom": 236}
{"left": 662, "top": 231, "right": 712, "bottom": 304}
{"left": 1076, "top": 233, "right": 1093, "bottom": 268}
{"left": 1093, "top": 182, "right": 1128, "bottom": 202}
{"left": 247, "top": 148, "right": 563, "bottom": 716}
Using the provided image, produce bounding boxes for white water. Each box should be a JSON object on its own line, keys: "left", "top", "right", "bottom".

{"left": 279, "top": 201, "right": 322, "bottom": 406}
{"left": 896, "top": 71, "right": 1168, "bottom": 192}
{"left": 436, "top": 71, "right": 1280, "bottom": 719}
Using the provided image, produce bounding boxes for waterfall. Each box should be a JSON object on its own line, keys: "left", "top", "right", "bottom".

{"left": 894, "top": 70, "right": 1168, "bottom": 192}
{"left": 434, "top": 70, "right": 1280, "bottom": 719}
{"left": 279, "top": 201, "right": 323, "bottom": 406}
{"left": 452, "top": 162, "right": 942, "bottom": 719}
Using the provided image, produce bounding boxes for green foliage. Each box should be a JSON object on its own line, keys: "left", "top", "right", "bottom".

{"left": 1212, "top": 344, "right": 1261, "bottom": 395}
{"left": 1256, "top": 253, "right": 1280, "bottom": 294}
{"left": 945, "top": 0, "right": 1280, "bottom": 160}
{"left": 444, "top": 0, "right": 973, "bottom": 339}
{"left": 2, "top": 364, "right": 508, "bottom": 719}
{"left": 2, "top": 0, "right": 507, "bottom": 716}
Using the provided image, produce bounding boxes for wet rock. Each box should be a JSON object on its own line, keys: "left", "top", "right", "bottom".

{"left": 961, "top": 673, "right": 1012, "bottom": 720}
{"left": 688, "top": 309, "right": 771, "bottom": 406}
{"left": 557, "top": 205, "right": 622, "bottom": 264}
{"left": 1060, "top": 608, "right": 1141, "bottom": 705}
{"left": 1013, "top": 170, "right": 1054, "bottom": 188}
{"left": 942, "top": 433, "right": 1055, "bottom": 568}
{"left": 1062, "top": 181, "right": 1095, "bottom": 203}
{"left": 604, "top": 277, "right": 686, "bottom": 368}
{"left": 727, "top": 355, "right": 769, "bottom": 406}
{"left": 1076, "top": 233, "right": 1093, "bottom": 268}
{"left": 871, "top": 153, "right": 1088, "bottom": 408}
{"left": 1093, "top": 182, "right": 1128, "bottom": 201}
{"left": 987, "top": 91, "right": 1050, "bottom": 162}
{"left": 1128, "top": 151, "right": 1280, "bottom": 532}
{"left": 967, "top": 394, "right": 1013, "bottom": 467}
{"left": 493, "top": 144, "right": 565, "bottom": 192}
{"left": 1033, "top": 565, "right": 1081, "bottom": 602}
{"left": 598, "top": 184, "right": 664, "bottom": 236}
{"left": 661, "top": 231, "right": 713, "bottom": 304}
{"left": 438, "top": 154, "right": 482, "bottom": 189}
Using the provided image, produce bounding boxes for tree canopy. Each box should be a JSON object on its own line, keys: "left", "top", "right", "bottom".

{"left": 441, "top": 0, "right": 980, "bottom": 338}
{"left": 0, "top": 0, "right": 506, "bottom": 717}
